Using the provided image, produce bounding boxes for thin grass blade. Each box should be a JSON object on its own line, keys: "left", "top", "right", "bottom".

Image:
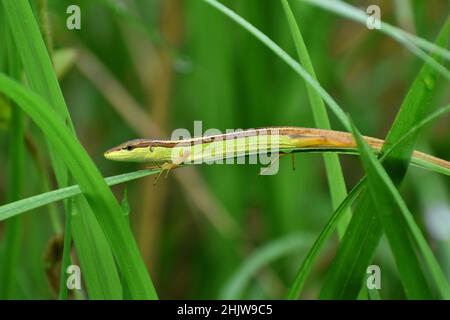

{"left": 280, "top": 0, "right": 351, "bottom": 237}
{"left": 351, "top": 121, "right": 450, "bottom": 298}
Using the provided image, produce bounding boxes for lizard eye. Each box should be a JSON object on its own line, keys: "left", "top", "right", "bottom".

{"left": 123, "top": 145, "right": 133, "bottom": 151}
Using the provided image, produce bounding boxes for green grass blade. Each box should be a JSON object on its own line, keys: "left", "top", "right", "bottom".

{"left": 288, "top": 103, "right": 450, "bottom": 299}
{"left": 3, "top": 0, "right": 71, "bottom": 122}
{"left": 280, "top": 0, "right": 351, "bottom": 238}
{"left": 351, "top": 121, "right": 450, "bottom": 299}
{"left": 350, "top": 123, "right": 432, "bottom": 299}
{"left": 0, "top": 73, "right": 158, "bottom": 299}
{"left": 219, "top": 233, "right": 314, "bottom": 299}
{"left": 320, "top": 18, "right": 450, "bottom": 299}
{"left": 71, "top": 198, "right": 123, "bottom": 299}
{"left": 4, "top": 0, "right": 70, "bottom": 190}
{"left": 0, "top": 12, "right": 25, "bottom": 299}
{"left": 0, "top": 170, "right": 159, "bottom": 222}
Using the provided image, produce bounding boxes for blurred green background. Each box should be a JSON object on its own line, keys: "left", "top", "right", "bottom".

{"left": 0, "top": 0, "right": 449, "bottom": 299}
